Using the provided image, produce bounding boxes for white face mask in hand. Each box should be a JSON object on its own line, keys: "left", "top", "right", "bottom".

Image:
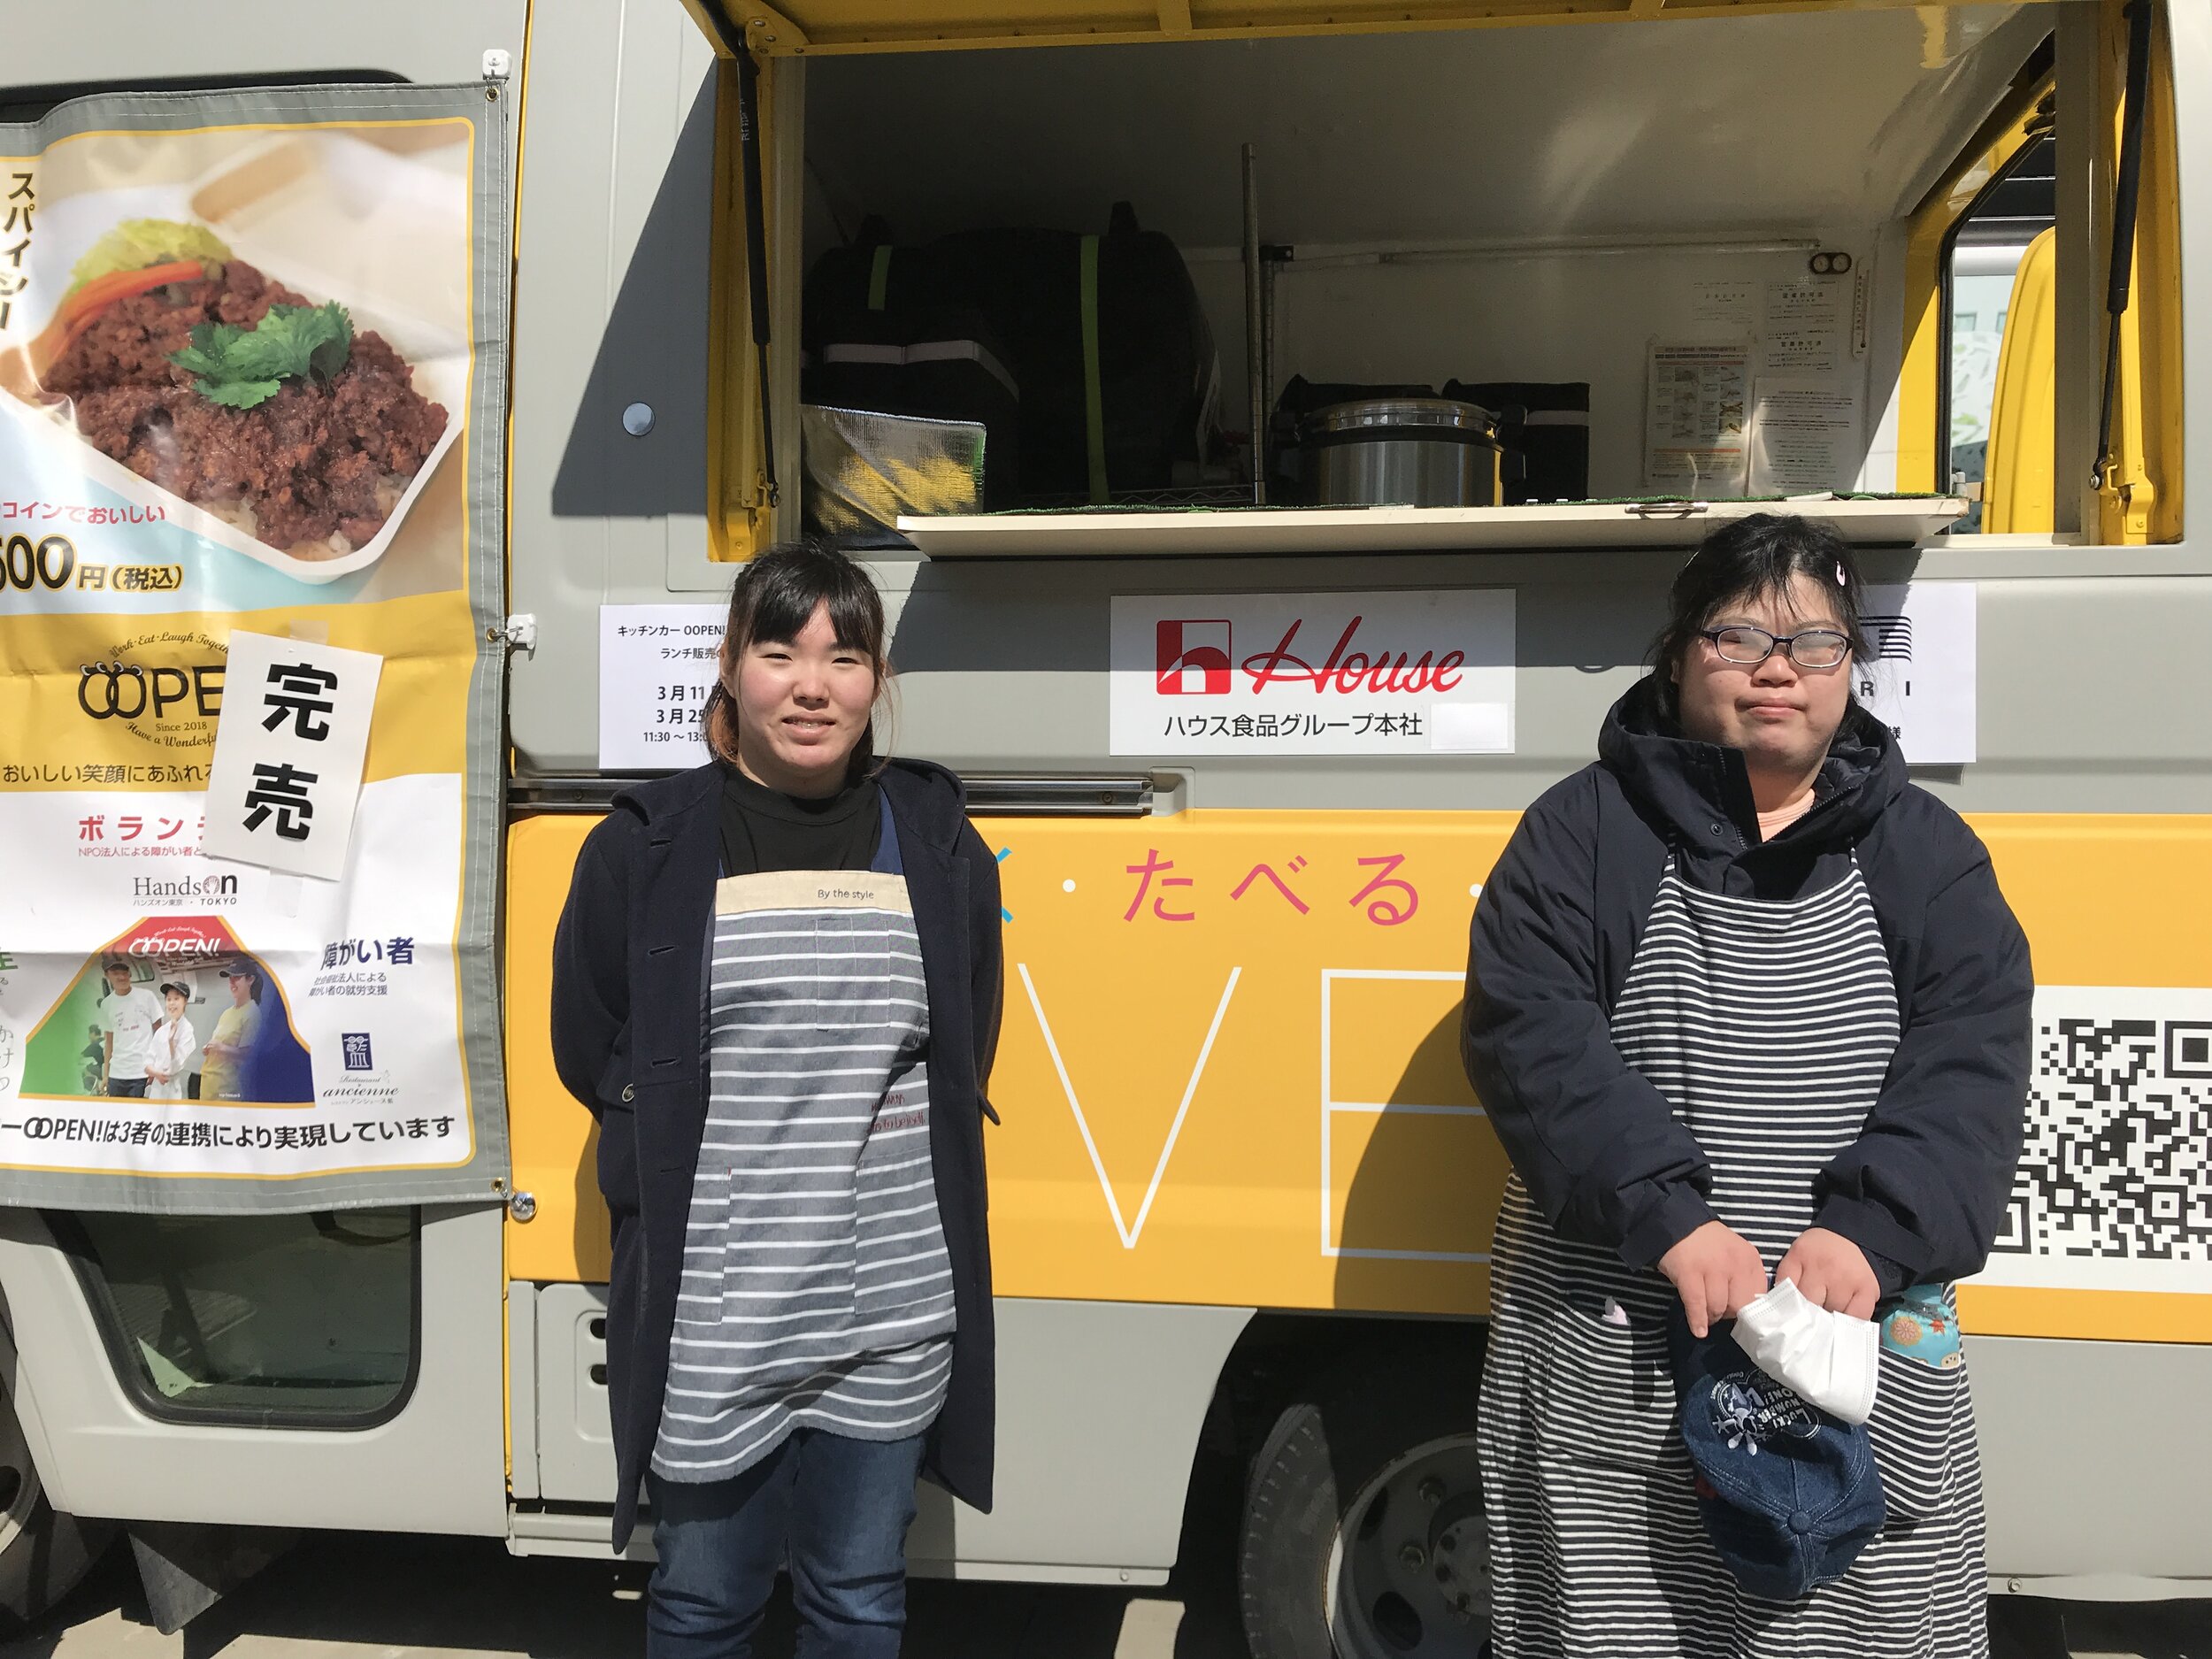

{"left": 1730, "top": 1278, "right": 1881, "bottom": 1425}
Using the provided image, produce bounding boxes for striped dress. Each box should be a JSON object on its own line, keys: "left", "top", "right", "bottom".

{"left": 1479, "top": 860, "right": 1989, "bottom": 1658}
{"left": 651, "top": 861, "right": 958, "bottom": 1482}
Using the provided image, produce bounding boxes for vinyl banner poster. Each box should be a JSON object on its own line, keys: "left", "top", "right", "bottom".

{"left": 0, "top": 87, "right": 511, "bottom": 1212}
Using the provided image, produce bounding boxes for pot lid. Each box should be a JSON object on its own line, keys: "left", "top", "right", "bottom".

{"left": 1308, "top": 396, "right": 1498, "bottom": 436}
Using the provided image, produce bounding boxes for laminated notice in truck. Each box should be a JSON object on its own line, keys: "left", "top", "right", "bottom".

{"left": 1747, "top": 380, "right": 1863, "bottom": 495}
{"left": 1763, "top": 279, "right": 1847, "bottom": 375}
{"left": 1111, "top": 590, "right": 1515, "bottom": 757}
{"left": 598, "top": 603, "right": 726, "bottom": 770}
{"left": 1645, "top": 342, "right": 1749, "bottom": 492}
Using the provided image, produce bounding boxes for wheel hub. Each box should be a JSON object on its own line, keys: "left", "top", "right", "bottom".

{"left": 1425, "top": 1492, "right": 1487, "bottom": 1622}
{"left": 1325, "top": 1434, "right": 1490, "bottom": 1658}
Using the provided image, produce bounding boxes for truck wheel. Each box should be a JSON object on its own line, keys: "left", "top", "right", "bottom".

{"left": 1239, "top": 1348, "right": 1490, "bottom": 1659}
{"left": 0, "top": 1386, "right": 111, "bottom": 1632}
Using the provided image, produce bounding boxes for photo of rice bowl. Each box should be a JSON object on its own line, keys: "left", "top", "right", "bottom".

{"left": 0, "top": 124, "right": 472, "bottom": 588}
{"left": 31, "top": 219, "right": 449, "bottom": 559}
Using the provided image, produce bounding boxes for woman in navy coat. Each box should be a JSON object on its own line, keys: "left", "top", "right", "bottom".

{"left": 552, "top": 541, "right": 1002, "bottom": 1657}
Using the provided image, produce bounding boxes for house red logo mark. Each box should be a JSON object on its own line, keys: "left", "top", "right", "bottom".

{"left": 1156, "top": 619, "right": 1232, "bottom": 695}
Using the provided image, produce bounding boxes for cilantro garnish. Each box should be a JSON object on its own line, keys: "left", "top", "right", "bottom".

{"left": 170, "top": 302, "right": 355, "bottom": 410}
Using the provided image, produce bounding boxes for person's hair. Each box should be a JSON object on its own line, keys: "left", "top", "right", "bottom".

{"left": 701, "top": 539, "right": 889, "bottom": 775}
{"left": 1648, "top": 513, "right": 1870, "bottom": 717}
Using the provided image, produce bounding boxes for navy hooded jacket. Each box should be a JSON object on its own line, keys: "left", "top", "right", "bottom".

{"left": 1462, "top": 676, "right": 2032, "bottom": 1291}
{"left": 549, "top": 757, "right": 1002, "bottom": 1550}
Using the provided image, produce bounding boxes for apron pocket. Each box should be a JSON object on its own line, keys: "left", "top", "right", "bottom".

{"left": 810, "top": 911, "right": 895, "bottom": 1031}
{"left": 1530, "top": 1293, "right": 1678, "bottom": 1473}
{"left": 853, "top": 1082, "right": 953, "bottom": 1322}
{"left": 1864, "top": 1285, "right": 1974, "bottom": 1522}
{"left": 672, "top": 1240, "right": 728, "bottom": 1332}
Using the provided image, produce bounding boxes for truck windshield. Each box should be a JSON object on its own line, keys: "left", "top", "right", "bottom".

{"left": 53, "top": 1209, "right": 419, "bottom": 1427}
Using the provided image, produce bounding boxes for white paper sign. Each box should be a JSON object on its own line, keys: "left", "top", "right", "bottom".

{"left": 1763, "top": 280, "right": 1847, "bottom": 374}
{"left": 1748, "top": 379, "right": 1863, "bottom": 494}
{"left": 202, "top": 632, "right": 382, "bottom": 881}
{"left": 1857, "top": 582, "right": 1975, "bottom": 764}
{"left": 1691, "top": 280, "right": 1755, "bottom": 326}
{"left": 1646, "top": 342, "right": 1749, "bottom": 492}
{"left": 1111, "top": 589, "right": 1515, "bottom": 757}
{"left": 598, "top": 603, "right": 726, "bottom": 770}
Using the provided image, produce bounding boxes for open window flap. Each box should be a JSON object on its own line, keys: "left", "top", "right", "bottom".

{"left": 679, "top": 0, "right": 2046, "bottom": 58}
{"left": 898, "top": 496, "right": 1970, "bottom": 557}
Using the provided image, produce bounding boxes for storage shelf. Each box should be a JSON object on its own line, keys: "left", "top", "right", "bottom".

{"left": 898, "top": 496, "right": 1968, "bottom": 558}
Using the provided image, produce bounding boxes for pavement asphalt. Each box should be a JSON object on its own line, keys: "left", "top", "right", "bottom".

{"left": 1, "top": 1453, "right": 2204, "bottom": 1659}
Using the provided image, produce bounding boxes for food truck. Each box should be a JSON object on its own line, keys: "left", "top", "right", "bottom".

{"left": 0, "top": 0, "right": 2207, "bottom": 1653}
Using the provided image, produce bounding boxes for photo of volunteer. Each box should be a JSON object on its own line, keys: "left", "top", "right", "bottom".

{"left": 96, "top": 957, "right": 165, "bottom": 1098}
{"left": 199, "top": 962, "right": 265, "bottom": 1103}
{"left": 551, "top": 541, "right": 1003, "bottom": 1659}
{"left": 1462, "top": 514, "right": 2031, "bottom": 1657}
{"left": 147, "top": 979, "right": 199, "bottom": 1101}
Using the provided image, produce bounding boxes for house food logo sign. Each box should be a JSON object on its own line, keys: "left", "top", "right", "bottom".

{"left": 1114, "top": 590, "right": 1516, "bottom": 757}
{"left": 1156, "top": 620, "right": 1233, "bottom": 696}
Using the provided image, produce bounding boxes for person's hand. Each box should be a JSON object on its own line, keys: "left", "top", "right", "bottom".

{"left": 1658, "top": 1220, "right": 1769, "bottom": 1338}
{"left": 1775, "top": 1227, "right": 1879, "bottom": 1320}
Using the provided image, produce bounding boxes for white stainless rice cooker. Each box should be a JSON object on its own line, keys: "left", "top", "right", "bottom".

{"left": 1306, "top": 396, "right": 1503, "bottom": 508}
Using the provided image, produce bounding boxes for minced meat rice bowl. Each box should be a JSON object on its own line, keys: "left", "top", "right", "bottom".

{"left": 42, "top": 258, "right": 449, "bottom": 559}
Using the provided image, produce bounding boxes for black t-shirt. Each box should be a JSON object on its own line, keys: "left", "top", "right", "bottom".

{"left": 717, "top": 762, "right": 881, "bottom": 877}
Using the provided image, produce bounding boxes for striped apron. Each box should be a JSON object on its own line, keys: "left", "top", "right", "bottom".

{"left": 653, "top": 800, "right": 957, "bottom": 1483}
{"left": 1479, "top": 860, "right": 1988, "bottom": 1658}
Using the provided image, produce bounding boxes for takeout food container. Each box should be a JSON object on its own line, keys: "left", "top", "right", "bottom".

{"left": 0, "top": 127, "right": 469, "bottom": 586}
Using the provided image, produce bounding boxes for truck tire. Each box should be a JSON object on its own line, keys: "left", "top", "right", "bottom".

{"left": 1239, "top": 1344, "right": 1491, "bottom": 1659}
{"left": 0, "top": 1385, "right": 111, "bottom": 1633}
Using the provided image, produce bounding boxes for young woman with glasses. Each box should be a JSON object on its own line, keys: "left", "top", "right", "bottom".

{"left": 1463, "top": 513, "right": 2031, "bottom": 1657}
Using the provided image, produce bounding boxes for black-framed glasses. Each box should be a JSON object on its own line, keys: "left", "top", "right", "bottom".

{"left": 1699, "top": 626, "right": 1852, "bottom": 669}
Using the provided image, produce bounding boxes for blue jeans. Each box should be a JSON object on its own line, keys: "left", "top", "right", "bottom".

{"left": 646, "top": 1430, "right": 926, "bottom": 1659}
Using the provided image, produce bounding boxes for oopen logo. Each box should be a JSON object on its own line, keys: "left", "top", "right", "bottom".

{"left": 1155, "top": 619, "right": 1233, "bottom": 695}
{"left": 125, "top": 926, "right": 229, "bottom": 958}
{"left": 73, "top": 633, "right": 227, "bottom": 751}
{"left": 76, "top": 661, "right": 226, "bottom": 719}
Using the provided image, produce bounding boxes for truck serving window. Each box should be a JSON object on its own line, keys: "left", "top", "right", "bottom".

{"left": 51, "top": 1209, "right": 419, "bottom": 1429}
{"left": 1942, "top": 131, "right": 2057, "bottom": 532}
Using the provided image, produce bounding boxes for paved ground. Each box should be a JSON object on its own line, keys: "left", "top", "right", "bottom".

{"left": 3, "top": 1462, "right": 2206, "bottom": 1659}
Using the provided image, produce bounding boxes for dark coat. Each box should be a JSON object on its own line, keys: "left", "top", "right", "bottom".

{"left": 1463, "top": 676, "right": 2032, "bottom": 1293}
{"left": 549, "top": 757, "right": 1003, "bottom": 1549}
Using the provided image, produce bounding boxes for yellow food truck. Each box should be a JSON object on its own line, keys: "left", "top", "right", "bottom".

{"left": 0, "top": 0, "right": 2206, "bottom": 1654}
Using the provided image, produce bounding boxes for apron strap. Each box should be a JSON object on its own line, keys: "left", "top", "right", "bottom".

{"left": 870, "top": 788, "right": 905, "bottom": 877}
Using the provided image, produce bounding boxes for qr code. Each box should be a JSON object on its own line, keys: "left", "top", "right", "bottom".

{"left": 1992, "top": 1014, "right": 2212, "bottom": 1262}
